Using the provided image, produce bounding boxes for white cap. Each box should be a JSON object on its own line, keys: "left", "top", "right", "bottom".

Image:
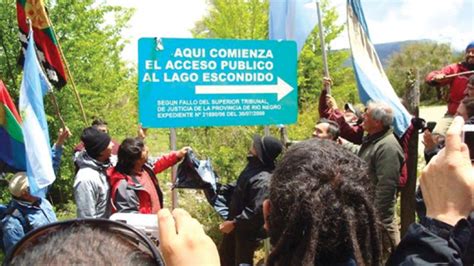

{"left": 9, "top": 172, "right": 29, "bottom": 198}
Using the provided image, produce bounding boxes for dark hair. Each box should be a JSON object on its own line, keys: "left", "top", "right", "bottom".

{"left": 91, "top": 117, "right": 108, "bottom": 127}
{"left": 462, "top": 97, "right": 474, "bottom": 118}
{"left": 318, "top": 118, "right": 340, "bottom": 140}
{"left": 116, "top": 138, "right": 145, "bottom": 175}
{"left": 267, "top": 139, "right": 382, "bottom": 265}
{"left": 9, "top": 223, "right": 155, "bottom": 265}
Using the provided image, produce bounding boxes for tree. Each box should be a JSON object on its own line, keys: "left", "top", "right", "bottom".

{"left": 386, "top": 41, "right": 459, "bottom": 104}
{"left": 192, "top": 0, "right": 268, "bottom": 39}
{"left": 182, "top": 0, "right": 355, "bottom": 248}
{"left": 0, "top": 0, "right": 22, "bottom": 96}
{"left": 0, "top": 0, "right": 137, "bottom": 207}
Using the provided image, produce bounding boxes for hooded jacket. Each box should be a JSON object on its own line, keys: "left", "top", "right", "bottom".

{"left": 107, "top": 151, "right": 179, "bottom": 214}
{"left": 73, "top": 151, "right": 111, "bottom": 218}
{"left": 227, "top": 155, "right": 274, "bottom": 241}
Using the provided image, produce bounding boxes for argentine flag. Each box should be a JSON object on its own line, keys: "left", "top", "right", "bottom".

{"left": 19, "top": 30, "right": 55, "bottom": 198}
{"left": 347, "top": 0, "right": 411, "bottom": 137}
{"left": 269, "top": 0, "right": 318, "bottom": 55}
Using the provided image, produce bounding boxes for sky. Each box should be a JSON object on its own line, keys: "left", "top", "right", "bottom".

{"left": 106, "top": 0, "right": 473, "bottom": 63}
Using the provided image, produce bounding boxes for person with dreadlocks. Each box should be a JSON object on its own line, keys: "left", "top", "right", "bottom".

{"left": 262, "top": 138, "right": 383, "bottom": 265}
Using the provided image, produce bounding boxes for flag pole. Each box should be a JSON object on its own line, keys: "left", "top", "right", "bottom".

{"left": 26, "top": 19, "right": 66, "bottom": 129}
{"left": 443, "top": 70, "right": 474, "bottom": 79}
{"left": 315, "top": 1, "right": 331, "bottom": 94}
{"left": 49, "top": 93, "right": 66, "bottom": 129}
{"left": 44, "top": 16, "right": 88, "bottom": 125}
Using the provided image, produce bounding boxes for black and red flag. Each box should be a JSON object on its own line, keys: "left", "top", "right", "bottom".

{"left": 17, "top": 0, "right": 67, "bottom": 89}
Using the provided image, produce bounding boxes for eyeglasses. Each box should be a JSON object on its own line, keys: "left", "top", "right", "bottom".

{"left": 4, "top": 218, "right": 164, "bottom": 265}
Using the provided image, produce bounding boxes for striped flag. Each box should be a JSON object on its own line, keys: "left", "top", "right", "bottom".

{"left": 347, "top": 0, "right": 411, "bottom": 137}
{"left": 17, "top": 0, "right": 67, "bottom": 89}
{"left": 269, "top": 0, "right": 318, "bottom": 55}
{"left": 19, "top": 30, "right": 55, "bottom": 198}
{"left": 0, "top": 80, "right": 26, "bottom": 172}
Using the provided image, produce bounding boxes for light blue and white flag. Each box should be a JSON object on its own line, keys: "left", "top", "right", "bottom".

{"left": 347, "top": 0, "right": 411, "bottom": 137}
{"left": 269, "top": 0, "right": 318, "bottom": 55}
{"left": 19, "top": 30, "right": 55, "bottom": 198}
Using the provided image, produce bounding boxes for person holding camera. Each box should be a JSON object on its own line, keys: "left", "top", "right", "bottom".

{"left": 389, "top": 116, "right": 474, "bottom": 265}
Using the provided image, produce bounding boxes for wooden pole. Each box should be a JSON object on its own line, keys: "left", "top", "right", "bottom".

{"left": 49, "top": 92, "right": 66, "bottom": 129}
{"left": 443, "top": 70, "right": 474, "bottom": 79}
{"left": 170, "top": 128, "right": 178, "bottom": 209}
{"left": 279, "top": 125, "right": 289, "bottom": 147}
{"left": 400, "top": 69, "right": 419, "bottom": 236}
{"left": 45, "top": 15, "right": 88, "bottom": 124}
{"left": 264, "top": 126, "right": 270, "bottom": 136}
{"left": 26, "top": 19, "right": 68, "bottom": 132}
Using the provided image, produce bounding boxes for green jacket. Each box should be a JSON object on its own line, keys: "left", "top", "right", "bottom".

{"left": 344, "top": 128, "right": 404, "bottom": 229}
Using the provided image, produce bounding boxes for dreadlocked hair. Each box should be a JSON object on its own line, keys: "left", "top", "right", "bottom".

{"left": 266, "top": 139, "right": 382, "bottom": 266}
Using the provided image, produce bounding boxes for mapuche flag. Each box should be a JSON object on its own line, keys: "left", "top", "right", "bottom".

{"left": 17, "top": 0, "right": 67, "bottom": 89}
{"left": 0, "top": 80, "right": 26, "bottom": 172}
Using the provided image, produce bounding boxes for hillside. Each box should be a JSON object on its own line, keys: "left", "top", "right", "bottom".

{"left": 341, "top": 39, "right": 431, "bottom": 68}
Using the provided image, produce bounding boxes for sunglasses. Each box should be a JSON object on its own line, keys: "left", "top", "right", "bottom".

{"left": 4, "top": 218, "right": 164, "bottom": 265}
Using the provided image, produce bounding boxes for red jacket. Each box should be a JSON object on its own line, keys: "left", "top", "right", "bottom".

{"left": 426, "top": 63, "right": 473, "bottom": 115}
{"left": 107, "top": 151, "right": 179, "bottom": 214}
{"left": 318, "top": 89, "right": 364, "bottom": 144}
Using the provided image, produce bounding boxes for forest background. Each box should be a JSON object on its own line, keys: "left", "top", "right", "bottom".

{"left": 0, "top": 0, "right": 461, "bottom": 244}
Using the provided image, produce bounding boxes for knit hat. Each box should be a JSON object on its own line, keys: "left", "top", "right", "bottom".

{"left": 466, "top": 41, "right": 474, "bottom": 52}
{"left": 252, "top": 135, "right": 283, "bottom": 166}
{"left": 9, "top": 172, "right": 29, "bottom": 198}
{"left": 80, "top": 126, "right": 111, "bottom": 159}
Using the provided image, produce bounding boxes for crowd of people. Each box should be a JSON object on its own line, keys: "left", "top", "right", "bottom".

{"left": 1, "top": 41, "right": 474, "bottom": 265}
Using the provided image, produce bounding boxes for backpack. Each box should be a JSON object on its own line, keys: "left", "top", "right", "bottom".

{"left": 0, "top": 202, "right": 32, "bottom": 252}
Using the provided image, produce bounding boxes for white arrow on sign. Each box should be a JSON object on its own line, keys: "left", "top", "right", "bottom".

{"left": 195, "top": 77, "right": 293, "bottom": 101}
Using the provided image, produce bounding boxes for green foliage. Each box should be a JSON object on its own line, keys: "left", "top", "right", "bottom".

{"left": 0, "top": 0, "right": 137, "bottom": 209}
{"left": 0, "top": 0, "right": 22, "bottom": 96}
{"left": 192, "top": 0, "right": 269, "bottom": 39}
{"left": 185, "top": 0, "right": 353, "bottom": 244}
{"left": 386, "top": 41, "right": 461, "bottom": 104}
{"left": 45, "top": 1, "right": 138, "bottom": 208}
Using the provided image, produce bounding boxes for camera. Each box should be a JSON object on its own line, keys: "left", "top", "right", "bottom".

{"left": 424, "top": 121, "right": 437, "bottom": 133}
{"left": 110, "top": 213, "right": 159, "bottom": 242}
{"left": 462, "top": 123, "right": 474, "bottom": 162}
{"left": 412, "top": 117, "right": 436, "bottom": 134}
